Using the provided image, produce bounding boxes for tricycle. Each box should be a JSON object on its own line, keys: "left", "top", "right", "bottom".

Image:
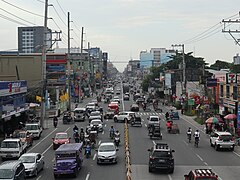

{"left": 148, "top": 124, "right": 162, "bottom": 139}
{"left": 130, "top": 116, "right": 142, "bottom": 127}
{"left": 63, "top": 111, "right": 73, "bottom": 124}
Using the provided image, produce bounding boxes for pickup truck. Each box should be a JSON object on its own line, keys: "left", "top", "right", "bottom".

{"left": 0, "top": 138, "right": 27, "bottom": 160}
{"left": 25, "top": 123, "right": 43, "bottom": 139}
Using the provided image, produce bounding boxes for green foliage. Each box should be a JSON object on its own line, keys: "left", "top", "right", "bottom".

{"left": 194, "top": 117, "right": 205, "bottom": 125}
{"left": 230, "top": 64, "right": 240, "bottom": 73}
{"left": 142, "top": 75, "right": 150, "bottom": 92}
{"left": 174, "top": 101, "right": 182, "bottom": 110}
{"left": 210, "top": 60, "right": 231, "bottom": 70}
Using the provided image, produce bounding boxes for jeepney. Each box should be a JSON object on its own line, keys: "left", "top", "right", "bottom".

{"left": 53, "top": 143, "right": 83, "bottom": 178}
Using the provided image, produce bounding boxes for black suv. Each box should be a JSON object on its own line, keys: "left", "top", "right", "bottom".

{"left": 148, "top": 143, "right": 175, "bottom": 173}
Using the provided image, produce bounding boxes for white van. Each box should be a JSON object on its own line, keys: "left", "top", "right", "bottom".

{"left": 0, "top": 139, "right": 27, "bottom": 160}
{"left": 74, "top": 107, "right": 86, "bottom": 122}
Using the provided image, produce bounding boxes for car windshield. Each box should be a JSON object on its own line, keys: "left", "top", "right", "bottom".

{"left": 221, "top": 135, "right": 232, "bottom": 141}
{"left": 75, "top": 110, "right": 84, "bottom": 114}
{"left": 0, "top": 169, "right": 14, "bottom": 179}
{"left": 56, "top": 153, "right": 76, "bottom": 159}
{"left": 91, "top": 121, "right": 101, "bottom": 125}
{"left": 26, "top": 125, "right": 38, "bottom": 130}
{"left": 150, "top": 118, "right": 159, "bottom": 121}
{"left": 91, "top": 112, "right": 100, "bottom": 116}
{"left": 20, "top": 156, "right": 36, "bottom": 163}
{"left": 55, "top": 134, "right": 68, "bottom": 139}
{"left": 152, "top": 151, "right": 172, "bottom": 157}
{"left": 99, "top": 145, "right": 115, "bottom": 152}
{"left": 1, "top": 142, "right": 18, "bottom": 148}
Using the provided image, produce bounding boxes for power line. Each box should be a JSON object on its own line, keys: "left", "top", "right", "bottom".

{"left": 0, "top": 7, "right": 36, "bottom": 25}
{"left": 1, "top": 0, "right": 44, "bottom": 17}
{"left": 55, "top": 0, "right": 67, "bottom": 17}
{"left": 36, "top": 0, "right": 45, "bottom": 3}
{"left": 52, "top": 5, "right": 67, "bottom": 26}
{"left": 0, "top": 14, "right": 28, "bottom": 26}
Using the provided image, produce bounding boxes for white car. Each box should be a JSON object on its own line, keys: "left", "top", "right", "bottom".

{"left": 90, "top": 119, "right": 103, "bottom": 132}
{"left": 147, "top": 116, "right": 160, "bottom": 128}
{"left": 114, "top": 111, "right": 135, "bottom": 123}
{"left": 19, "top": 153, "right": 44, "bottom": 177}
{"left": 97, "top": 142, "right": 118, "bottom": 164}
{"left": 25, "top": 123, "right": 43, "bottom": 139}
{"left": 210, "top": 131, "right": 235, "bottom": 151}
{"left": 113, "top": 96, "right": 120, "bottom": 103}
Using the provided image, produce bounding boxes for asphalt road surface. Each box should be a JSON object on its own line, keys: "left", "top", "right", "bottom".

{"left": 2, "top": 82, "right": 240, "bottom": 180}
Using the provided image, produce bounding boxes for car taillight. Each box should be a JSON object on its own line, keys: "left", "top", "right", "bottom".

{"left": 150, "top": 156, "right": 154, "bottom": 160}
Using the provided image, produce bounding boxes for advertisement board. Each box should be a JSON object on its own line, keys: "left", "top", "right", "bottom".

{"left": 238, "top": 106, "right": 240, "bottom": 129}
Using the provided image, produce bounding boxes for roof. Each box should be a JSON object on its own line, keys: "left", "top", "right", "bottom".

{"left": 2, "top": 138, "right": 21, "bottom": 142}
{"left": 215, "top": 131, "right": 232, "bottom": 136}
{"left": 0, "top": 160, "right": 22, "bottom": 168}
{"left": 99, "top": 142, "right": 115, "bottom": 146}
{"left": 149, "top": 115, "right": 159, "bottom": 119}
{"left": 74, "top": 107, "right": 86, "bottom": 111}
{"left": 20, "top": 153, "right": 39, "bottom": 157}
{"left": 56, "top": 132, "right": 68, "bottom": 135}
{"left": 55, "top": 143, "right": 83, "bottom": 152}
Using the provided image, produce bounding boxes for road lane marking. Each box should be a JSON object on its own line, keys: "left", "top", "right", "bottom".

{"left": 28, "top": 128, "right": 58, "bottom": 152}
{"left": 85, "top": 173, "right": 90, "bottom": 180}
{"left": 233, "top": 151, "right": 240, "bottom": 158}
{"left": 104, "top": 124, "right": 107, "bottom": 127}
{"left": 153, "top": 141, "right": 156, "bottom": 145}
{"left": 106, "top": 119, "right": 108, "bottom": 121}
{"left": 36, "top": 175, "right": 42, "bottom": 180}
{"left": 183, "top": 140, "right": 188, "bottom": 146}
{"left": 196, "top": 154, "right": 203, "bottom": 161}
{"left": 93, "top": 153, "right": 96, "bottom": 160}
{"left": 52, "top": 158, "right": 55, "bottom": 162}
{"left": 168, "top": 174, "right": 173, "bottom": 180}
{"left": 204, "top": 162, "right": 208, "bottom": 166}
{"left": 102, "top": 131, "right": 104, "bottom": 135}
{"left": 144, "top": 124, "right": 147, "bottom": 127}
{"left": 98, "top": 140, "right": 101, "bottom": 145}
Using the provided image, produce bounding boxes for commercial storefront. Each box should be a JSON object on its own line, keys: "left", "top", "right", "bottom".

{"left": 0, "top": 80, "right": 28, "bottom": 138}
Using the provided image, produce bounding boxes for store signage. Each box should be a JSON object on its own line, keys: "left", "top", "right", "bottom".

{"left": 207, "top": 78, "right": 217, "bottom": 87}
{"left": 226, "top": 73, "right": 237, "bottom": 84}
{"left": 237, "top": 106, "right": 240, "bottom": 128}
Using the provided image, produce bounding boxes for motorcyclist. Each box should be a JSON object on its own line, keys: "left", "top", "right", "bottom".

{"left": 53, "top": 116, "right": 58, "bottom": 128}
{"left": 166, "top": 120, "right": 172, "bottom": 131}
{"left": 79, "top": 127, "right": 85, "bottom": 142}
{"left": 109, "top": 126, "right": 115, "bottom": 138}
{"left": 114, "top": 130, "right": 120, "bottom": 138}
{"left": 165, "top": 112, "right": 169, "bottom": 120}
{"left": 193, "top": 129, "right": 200, "bottom": 144}
{"left": 74, "top": 132, "right": 80, "bottom": 143}
{"left": 187, "top": 127, "right": 192, "bottom": 141}
{"left": 73, "top": 125, "right": 79, "bottom": 132}
{"left": 85, "top": 141, "right": 91, "bottom": 156}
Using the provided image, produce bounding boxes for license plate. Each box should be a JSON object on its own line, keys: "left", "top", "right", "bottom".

{"left": 159, "top": 159, "right": 165, "bottom": 162}
{"left": 105, "top": 159, "right": 109, "bottom": 162}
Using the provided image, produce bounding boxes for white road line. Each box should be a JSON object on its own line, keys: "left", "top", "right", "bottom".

{"left": 168, "top": 174, "right": 173, "bottom": 180}
{"left": 233, "top": 151, "right": 240, "bottom": 158}
{"left": 142, "top": 119, "right": 144, "bottom": 122}
{"left": 104, "top": 124, "right": 107, "bottom": 127}
{"left": 183, "top": 140, "right": 188, "bottom": 146}
{"left": 153, "top": 141, "right": 156, "bottom": 145}
{"left": 28, "top": 128, "right": 58, "bottom": 152}
{"left": 204, "top": 162, "right": 208, "bottom": 166}
{"left": 36, "top": 175, "right": 42, "bottom": 180}
{"left": 52, "top": 158, "right": 55, "bottom": 162}
{"left": 102, "top": 131, "right": 104, "bottom": 135}
{"left": 93, "top": 153, "right": 96, "bottom": 160}
{"left": 196, "top": 154, "right": 203, "bottom": 161}
{"left": 98, "top": 140, "right": 101, "bottom": 145}
{"left": 144, "top": 124, "right": 147, "bottom": 127}
{"left": 85, "top": 173, "right": 90, "bottom": 180}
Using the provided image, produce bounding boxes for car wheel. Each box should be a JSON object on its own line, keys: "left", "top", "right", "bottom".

{"left": 169, "top": 168, "right": 174, "bottom": 174}
{"left": 210, "top": 140, "right": 213, "bottom": 147}
{"left": 34, "top": 169, "right": 38, "bottom": 177}
{"left": 114, "top": 118, "right": 117, "bottom": 122}
{"left": 214, "top": 143, "right": 219, "bottom": 151}
{"left": 148, "top": 167, "right": 153, "bottom": 173}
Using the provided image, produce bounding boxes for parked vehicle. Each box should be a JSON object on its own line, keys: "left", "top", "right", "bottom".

{"left": 25, "top": 123, "right": 42, "bottom": 139}
{"left": 210, "top": 131, "right": 235, "bottom": 151}
{"left": 53, "top": 143, "right": 83, "bottom": 178}
{"left": 0, "top": 139, "right": 27, "bottom": 160}
{"left": 0, "top": 160, "right": 25, "bottom": 180}
{"left": 52, "top": 132, "right": 71, "bottom": 150}
{"left": 96, "top": 142, "right": 118, "bottom": 164}
{"left": 19, "top": 153, "right": 44, "bottom": 177}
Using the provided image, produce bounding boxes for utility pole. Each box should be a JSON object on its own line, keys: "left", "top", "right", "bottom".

{"left": 222, "top": 16, "right": 240, "bottom": 46}
{"left": 67, "top": 12, "right": 71, "bottom": 111}
{"left": 88, "top": 42, "right": 92, "bottom": 89}
{"left": 172, "top": 44, "right": 186, "bottom": 94}
{"left": 80, "top": 27, "right": 84, "bottom": 53}
{"left": 40, "top": 0, "right": 48, "bottom": 129}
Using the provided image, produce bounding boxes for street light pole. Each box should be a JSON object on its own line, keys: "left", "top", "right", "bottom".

{"left": 67, "top": 12, "right": 71, "bottom": 111}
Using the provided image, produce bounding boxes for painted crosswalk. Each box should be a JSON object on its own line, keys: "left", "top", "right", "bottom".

{"left": 135, "top": 112, "right": 165, "bottom": 116}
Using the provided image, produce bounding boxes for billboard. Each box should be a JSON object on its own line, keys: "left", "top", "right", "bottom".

{"left": 165, "top": 73, "right": 171, "bottom": 89}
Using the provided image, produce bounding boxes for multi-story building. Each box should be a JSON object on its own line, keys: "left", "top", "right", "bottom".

{"left": 18, "top": 26, "right": 52, "bottom": 53}
{"left": 233, "top": 53, "right": 240, "bottom": 65}
{"left": 140, "top": 50, "right": 153, "bottom": 68}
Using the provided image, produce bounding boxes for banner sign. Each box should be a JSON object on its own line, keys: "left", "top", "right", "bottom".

{"left": 237, "top": 105, "right": 240, "bottom": 128}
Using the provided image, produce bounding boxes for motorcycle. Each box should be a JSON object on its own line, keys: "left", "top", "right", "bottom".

{"left": 167, "top": 126, "right": 172, "bottom": 133}
{"left": 187, "top": 134, "right": 191, "bottom": 143}
{"left": 114, "top": 136, "right": 120, "bottom": 147}
{"left": 194, "top": 137, "right": 199, "bottom": 147}
{"left": 53, "top": 120, "right": 58, "bottom": 128}
{"left": 85, "top": 145, "right": 91, "bottom": 158}
{"left": 110, "top": 131, "right": 115, "bottom": 139}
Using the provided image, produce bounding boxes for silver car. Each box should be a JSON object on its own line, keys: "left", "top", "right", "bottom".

{"left": 97, "top": 142, "right": 118, "bottom": 164}
{"left": 90, "top": 119, "right": 103, "bottom": 132}
{"left": 19, "top": 153, "right": 44, "bottom": 177}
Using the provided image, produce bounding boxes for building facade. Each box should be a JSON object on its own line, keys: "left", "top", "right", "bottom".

{"left": 18, "top": 26, "right": 52, "bottom": 53}
{"left": 140, "top": 50, "right": 153, "bottom": 68}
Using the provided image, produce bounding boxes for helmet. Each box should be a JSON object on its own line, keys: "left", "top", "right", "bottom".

{"left": 188, "top": 127, "right": 191, "bottom": 129}
{"left": 116, "top": 130, "right": 119, "bottom": 133}
{"left": 111, "top": 126, "right": 113, "bottom": 128}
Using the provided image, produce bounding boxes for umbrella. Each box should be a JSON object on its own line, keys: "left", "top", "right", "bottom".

{"left": 224, "top": 114, "right": 237, "bottom": 120}
{"left": 205, "top": 117, "right": 221, "bottom": 124}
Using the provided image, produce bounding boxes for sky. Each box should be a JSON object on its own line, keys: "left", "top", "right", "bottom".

{"left": 0, "top": 0, "right": 240, "bottom": 72}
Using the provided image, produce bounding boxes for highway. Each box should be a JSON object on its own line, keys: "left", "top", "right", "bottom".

{"left": 2, "top": 82, "right": 240, "bottom": 180}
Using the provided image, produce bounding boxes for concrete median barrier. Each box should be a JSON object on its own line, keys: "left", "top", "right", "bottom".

{"left": 124, "top": 122, "right": 132, "bottom": 180}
